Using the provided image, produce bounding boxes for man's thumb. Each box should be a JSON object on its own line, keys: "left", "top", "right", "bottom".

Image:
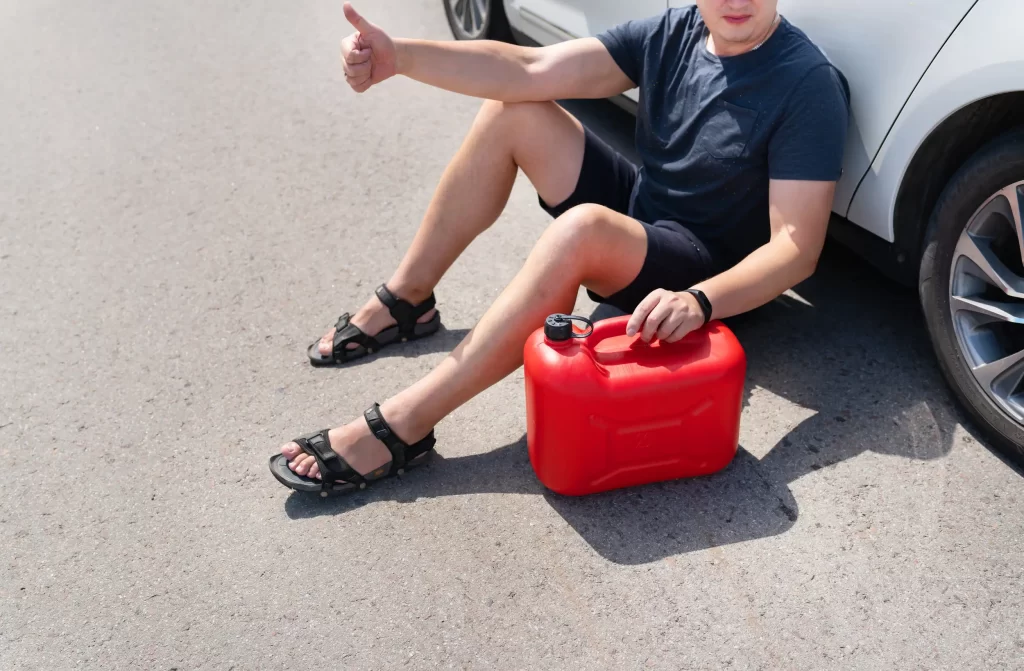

{"left": 343, "top": 2, "right": 374, "bottom": 33}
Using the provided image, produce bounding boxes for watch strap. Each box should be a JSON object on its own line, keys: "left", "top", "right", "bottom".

{"left": 684, "top": 289, "right": 713, "bottom": 326}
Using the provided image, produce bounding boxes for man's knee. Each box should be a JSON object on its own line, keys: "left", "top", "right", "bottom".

{"left": 544, "top": 204, "right": 616, "bottom": 253}
{"left": 475, "top": 99, "right": 557, "bottom": 131}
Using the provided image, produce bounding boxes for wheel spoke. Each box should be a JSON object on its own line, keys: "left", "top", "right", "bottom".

{"left": 1002, "top": 183, "right": 1024, "bottom": 267}
{"left": 456, "top": 0, "right": 469, "bottom": 24}
{"left": 473, "top": 0, "right": 487, "bottom": 30}
{"left": 973, "top": 348, "right": 1024, "bottom": 392}
{"left": 469, "top": 0, "right": 481, "bottom": 32}
{"left": 951, "top": 295, "right": 1024, "bottom": 324}
{"left": 954, "top": 231, "right": 1024, "bottom": 298}
{"left": 462, "top": 0, "right": 473, "bottom": 32}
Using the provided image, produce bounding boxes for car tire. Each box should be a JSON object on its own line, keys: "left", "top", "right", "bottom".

{"left": 443, "top": 0, "right": 513, "bottom": 42}
{"left": 919, "top": 127, "right": 1024, "bottom": 468}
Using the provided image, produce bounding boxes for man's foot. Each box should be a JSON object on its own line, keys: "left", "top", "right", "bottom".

{"left": 318, "top": 290, "right": 438, "bottom": 356}
{"left": 279, "top": 406, "right": 432, "bottom": 482}
{"left": 281, "top": 421, "right": 390, "bottom": 482}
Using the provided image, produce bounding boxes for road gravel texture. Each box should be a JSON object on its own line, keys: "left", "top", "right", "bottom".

{"left": 1, "top": 1, "right": 1022, "bottom": 669}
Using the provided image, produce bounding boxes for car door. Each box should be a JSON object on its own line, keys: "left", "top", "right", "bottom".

{"left": 666, "top": 0, "right": 978, "bottom": 214}
{"left": 506, "top": 0, "right": 667, "bottom": 101}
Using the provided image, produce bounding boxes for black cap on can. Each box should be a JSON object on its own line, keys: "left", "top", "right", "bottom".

{"left": 544, "top": 314, "right": 573, "bottom": 342}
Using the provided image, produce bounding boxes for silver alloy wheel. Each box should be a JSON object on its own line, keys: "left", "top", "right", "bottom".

{"left": 949, "top": 180, "right": 1024, "bottom": 422}
{"left": 446, "top": 0, "right": 490, "bottom": 39}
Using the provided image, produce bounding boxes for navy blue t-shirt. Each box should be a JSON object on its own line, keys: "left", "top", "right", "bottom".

{"left": 597, "top": 7, "right": 850, "bottom": 263}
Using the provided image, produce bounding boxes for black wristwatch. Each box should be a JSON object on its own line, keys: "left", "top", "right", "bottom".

{"left": 683, "top": 289, "right": 713, "bottom": 326}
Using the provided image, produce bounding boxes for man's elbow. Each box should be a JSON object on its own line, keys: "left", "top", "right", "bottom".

{"left": 796, "top": 250, "right": 821, "bottom": 282}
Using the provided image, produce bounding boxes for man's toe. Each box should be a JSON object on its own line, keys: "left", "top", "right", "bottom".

{"left": 319, "top": 328, "right": 336, "bottom": 357}
{"left": 294, "top": 455, "right": 315, "bottom": 475}
{"left": 281, "top": 442, "right": 303, "bottom": 460}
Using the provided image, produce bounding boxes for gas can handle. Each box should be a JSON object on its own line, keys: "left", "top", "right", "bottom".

{"left": 583, "top": 315, "right": 631, "bottom": 347}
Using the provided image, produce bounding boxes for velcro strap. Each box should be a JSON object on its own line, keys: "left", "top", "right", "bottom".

{"left": 363, "top": 403, "right": 408, "bottom": 470}
{"left": 297, "top": 430, "right": 365, "bottom": 487}
{"left": 333, "top": 323, "right": 380, "bottom": 354}
{"left": 375, "top": 285, "right": 436, "bottom": 334}
{"left": 375, "top": 285, "right": 398, "bottom": 309}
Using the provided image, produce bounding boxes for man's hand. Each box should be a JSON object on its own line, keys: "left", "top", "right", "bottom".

{"left": 341, "top": 2, "right": 398, "bottom": 93}
{"left": 626, "top": 289, "right": 706, "bottom": 343}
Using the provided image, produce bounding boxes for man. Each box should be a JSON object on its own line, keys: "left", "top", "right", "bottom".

{"left": 269, "top": 0, "right": 850, "bottom": 493}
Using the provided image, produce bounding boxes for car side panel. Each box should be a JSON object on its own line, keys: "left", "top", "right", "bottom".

{"left": 847, "top": 0, "right": 1024, "bottom": 241}
{"left": 770, "top": 0, "right": 977, "bottom": 215}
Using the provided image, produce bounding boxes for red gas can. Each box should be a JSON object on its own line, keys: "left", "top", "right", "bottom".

{"left": 524, "top": 313, "right": 746, "bottom": 496}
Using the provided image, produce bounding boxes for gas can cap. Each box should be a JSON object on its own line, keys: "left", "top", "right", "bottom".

{"left": 544, "top": 314, "right": 573, "bottom": 341}
{"left": 544, "top": 314, "right": 594, "bottom": 342}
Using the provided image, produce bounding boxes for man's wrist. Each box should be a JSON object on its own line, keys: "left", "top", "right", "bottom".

{"left": 681, "top": 288, "right": 713, "bottom": 325}
{"left": 394, "top": 38, "right": 411, "bottom": 76}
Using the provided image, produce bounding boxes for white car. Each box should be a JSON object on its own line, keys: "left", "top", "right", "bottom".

{"left": 442, "top": 0, "right": 1024, "bottom": 467}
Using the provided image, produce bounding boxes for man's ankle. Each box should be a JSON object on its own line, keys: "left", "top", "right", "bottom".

{"left": 383, "top": 280, "right": 433, "bottom": 305}
{"left": 378, "top": 399, "right": 433, "bottom": 444}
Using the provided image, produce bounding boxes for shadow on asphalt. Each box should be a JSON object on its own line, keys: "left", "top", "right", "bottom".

{"left": 285, "top": 244, "right": 962, "bottom": 564}
{"left": 284, "top": 98, "right": 965, "bottom": 564}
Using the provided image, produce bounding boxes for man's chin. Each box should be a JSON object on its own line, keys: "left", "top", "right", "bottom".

{"left": 716, "top": 27, "right": 760, "bottom": 48}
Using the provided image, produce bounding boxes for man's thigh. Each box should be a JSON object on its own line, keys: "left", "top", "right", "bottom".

{"left": 485, "top": 100, "right": 636, "bottom": 216}
{"left": 535, "top": 121, "right": 638, "bottom": 220}
{"left": 484, "top": 100, "right": 588, "bottom": 210}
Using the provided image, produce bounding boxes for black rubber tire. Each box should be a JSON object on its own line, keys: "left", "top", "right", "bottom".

{"left": 919, "top": 126, "right": 1024, "bottom": 468}
{"left": 442, "top": 0, "right": 514, "bottom": 42}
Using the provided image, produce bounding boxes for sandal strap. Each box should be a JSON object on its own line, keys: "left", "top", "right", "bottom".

{"left": 364, "top": 403, "right": 439, "bottom": 471}
{"left": 375, "top": 284, "right": 436, "bottom": 336}
{"left": 294, "top": 430, "right": 366, "bottom": 490}
{"left": 331, "top": 314, "right": 381, "bottom": 358}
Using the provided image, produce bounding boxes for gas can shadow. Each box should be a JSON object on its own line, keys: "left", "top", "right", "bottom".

{"left": 543, "top": 446, "right": 797, "bottom": 565}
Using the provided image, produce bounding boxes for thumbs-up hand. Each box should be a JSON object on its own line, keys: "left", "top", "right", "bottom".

{"left": 340, "top": 2, "right": 397, "bottom": 93}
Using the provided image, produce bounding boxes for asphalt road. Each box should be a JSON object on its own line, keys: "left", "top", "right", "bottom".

{"left": 2, "top": 1, "right": 1023, "bottom": 669}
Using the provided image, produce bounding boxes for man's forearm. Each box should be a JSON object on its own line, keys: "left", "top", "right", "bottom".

{"left": 692, "top": 240, "right": 817, "bottom": 321}
{"left": 395, "top": 38, "right": 543, "bottom": 102}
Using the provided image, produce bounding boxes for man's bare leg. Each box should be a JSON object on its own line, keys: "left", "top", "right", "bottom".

{"left": 318, "top": 100, "right": 588, "bottom": 355}
{"left": 285, "top": 203, "right": 649, "bottom": 480}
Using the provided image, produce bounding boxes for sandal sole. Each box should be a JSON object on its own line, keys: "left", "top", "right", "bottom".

{"left": 268, "top": 450, "right": 435, "bottom": 496}
{"left": 307, "top": 312, "right": 442, "bottom": 367}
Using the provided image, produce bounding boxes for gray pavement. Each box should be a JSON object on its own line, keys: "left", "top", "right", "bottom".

{"left": 2, "top": 1, "right": 1022, "bottom": 669}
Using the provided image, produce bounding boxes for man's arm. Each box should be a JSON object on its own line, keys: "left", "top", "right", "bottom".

{"left": 340, "top": 3, "right": 633, "bottom": 101}
{"left": 691, "top": 180, "right": 833, "bottom": 320}
{"left": 627, "top": 180, "right": 835, "bottom": 342}
{"left": 396, "top": 38, "right": 634, "bottom": 103}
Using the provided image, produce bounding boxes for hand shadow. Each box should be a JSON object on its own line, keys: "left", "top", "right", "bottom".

{"left": 286, "top": 241, "right": 980, "bottom": 565}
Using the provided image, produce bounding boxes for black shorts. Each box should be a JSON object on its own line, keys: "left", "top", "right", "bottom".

{"left": 539, "top": 129, "right": 720, "bottom": 313}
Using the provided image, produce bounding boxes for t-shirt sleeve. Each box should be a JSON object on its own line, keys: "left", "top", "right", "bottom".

{"left": 595, "top": 14, "right": 663, "bottom": 87}
{"left": 768, "top": 64, "right": 851, "bottom": 181}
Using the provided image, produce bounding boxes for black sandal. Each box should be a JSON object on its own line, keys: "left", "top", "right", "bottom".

{"left": 307, "top": 284, "right": 441, "bottom": 367}
{"left": 268, "top": 404, "right": 437, "bottom": 497}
